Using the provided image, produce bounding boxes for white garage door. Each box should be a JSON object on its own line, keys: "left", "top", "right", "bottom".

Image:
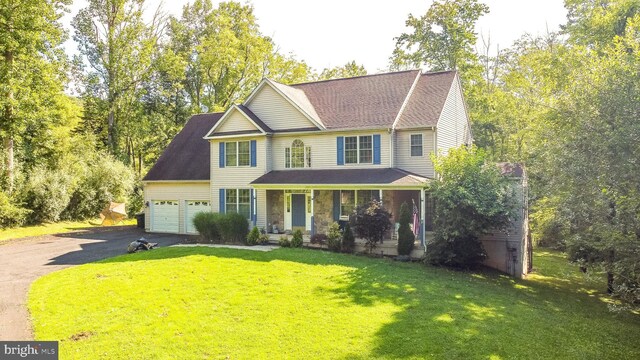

{"left": 186, "top": 200, "right": 211, "bottom": 234}
{"left": 151, "top": 200, "right": 179, "bottom": 233}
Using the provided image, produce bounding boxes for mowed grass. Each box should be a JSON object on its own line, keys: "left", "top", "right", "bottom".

{"left": 0, "top": 218, "right": 135, "bottom": 243}
{"left": 29, "top": 248, "right": 640, "bottom": 359}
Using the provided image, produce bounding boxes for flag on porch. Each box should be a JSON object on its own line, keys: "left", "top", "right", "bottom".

{"left": 412, "top": 199, "right": 419, "bottom": 237}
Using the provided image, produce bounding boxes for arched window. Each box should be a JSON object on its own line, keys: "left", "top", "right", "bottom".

{"left": 285, "top": 139, "right": 311, "bottom": 168}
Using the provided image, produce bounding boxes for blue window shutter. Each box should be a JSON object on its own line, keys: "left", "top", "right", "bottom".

{"left": 373, "top": 134, "right": 381, "bottom": 165}
{"left": 250, "top": 140, "right": 257, "bottom": 167}
{"left": 337, "top": 137, "right": 344, "bottom": 165}
{"left": 219, "top": 143, "right": 225, "bottom": 168}
{"left": 333, "top": 190, "right": 340, "bottom": 221}
{"left": 250, "top": 189, "right": 256, "bottom": 225}
{"left": 219, "top": 188, "right": 225, "bottom": 213}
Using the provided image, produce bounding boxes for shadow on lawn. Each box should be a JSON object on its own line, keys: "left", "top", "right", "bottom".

{"left": 98, "top": 247, "right": 640, "bottom": 358}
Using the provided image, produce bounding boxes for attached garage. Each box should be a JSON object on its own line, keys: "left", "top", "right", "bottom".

{"left": 142, "top": 113, "right": 221, "bottom": 235}
{"left": 150, "top": 200, "right": 179, "bottom": 233}
{"left": 185, "top": 201, "right": 211, "bottom": 234}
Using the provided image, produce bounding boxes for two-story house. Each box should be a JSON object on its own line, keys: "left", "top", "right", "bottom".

{"left": 143, "top": 69, "right": 472, "bottom": 256}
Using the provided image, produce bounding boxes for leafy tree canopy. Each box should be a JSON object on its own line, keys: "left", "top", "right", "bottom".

{"left": 427, "top": 145, "right": 517, "bottom": 268}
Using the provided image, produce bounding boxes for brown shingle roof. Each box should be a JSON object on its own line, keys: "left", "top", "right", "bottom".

{"left": 143, "top": 112, "right": 223, "bottom": 181}
{"left": 290, "top": 70, "right": 420, "bottom": 129}
{"left": 251, "top": 168, "right": 429, "bottom": 186}
{"left": 395, "top": 71, "right": 457, "bottom": 129}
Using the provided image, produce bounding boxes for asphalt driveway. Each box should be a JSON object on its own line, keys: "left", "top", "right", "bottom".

{"left": 0, "top": 226, "right": 186, "bottom": 340}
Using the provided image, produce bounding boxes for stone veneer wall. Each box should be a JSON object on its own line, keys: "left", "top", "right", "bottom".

{"left": 313, "top": 190, "right": 334, "bottom": 235}
{"left": 266, "top": 190, "right": 284, "bottom": 233}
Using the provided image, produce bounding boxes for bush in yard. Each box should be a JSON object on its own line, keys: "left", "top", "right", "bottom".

{"left": 0, "top": 191, "right": 30, "bottom": 228}
{"left": 279, "top": 235, "right": 291, "bottom": 247}
{"left": 62, "top": 156, "right": 135, "bottom": 220}
{"left": 397, "top": 202, "right": 415, "bottom": 256}
{"left": 126, "top": 184, "right": 144, "bottom": 218}
{"left": 215, "top": 213, "right": 249, "bottom": 243}
{"left": 326, "top": 222, "right": 342, "bottom": 252}
{"left": 310, "top": 233, "right": 328, "bottom": 247}
{"left": 259, "top": 233, "right": 270, "bottom": 245}
{"left": 247, "top": 226, "right": 261, "bottom": 245}
{"left": 192, "top": 212, "right": 219, "bottom": 243}
{"left": 426, "top": 145, "right": 517, "bottom": 269}
{"left": 341, "top": 223, "right": 355, "bottom": 254}
{"left": 19, "top": 166, "right": 74, "bottom": 224}
{"left": 291, "top": 229, "right": 304, "bottom": 248}
{"left": 530, "top": 196, "right": 569, "bottom": 250}
{"left": 351, "top": 199, "right": 392, "bottom": 253}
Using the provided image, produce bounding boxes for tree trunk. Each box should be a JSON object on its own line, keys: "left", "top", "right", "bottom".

{"left": 108, "top": 109, "right": 116, "bottom": 154}
{"left": 607, "top": 271, "right": 614, "bottom": 294}
{"left": 3, "top": 137, "right": 13, "bottom": 192}
{"left": 4, "top": 50, "right": 14, "bottom": 192}
{"left": 606, "top": 249, "right": 615, "bottom": 294}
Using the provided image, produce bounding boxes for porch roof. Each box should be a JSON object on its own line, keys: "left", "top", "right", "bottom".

{"left": 250, "top": 168, "right": 429, "bottom": 188}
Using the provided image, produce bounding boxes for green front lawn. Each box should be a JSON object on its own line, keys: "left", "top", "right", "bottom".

{"left": 0, "top": 218, "right": 136, "bottom": 243}
{"left": 29, "top": 248, "right": 640, "bottom": 359}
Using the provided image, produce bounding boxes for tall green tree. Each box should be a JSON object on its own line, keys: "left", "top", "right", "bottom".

{"left": 563, "top": 0, "right": 640, "bottom": 49}
{"left": 167, "top": 0, "right": 313, "bottom": 114}
{"left": 390, "top": 0, "right": 488, "bottom": 80}
{"left": 549, "top": 12, "right": 640, "bottom": 305}
{"left": 73, "top": 0, "right": 164, "bottom": 158}
{"left": 426, "top": 145, "right": 517, "bottom": 268}
{"left": 0, "top": 0, "right": 70, "bottom": 191}
{"left": 317, "top": 61, "right": 367, "bottom": 81}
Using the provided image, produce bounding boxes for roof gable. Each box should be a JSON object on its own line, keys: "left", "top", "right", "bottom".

{"left": 144, "top": 112, "right": 223, "bottom": 181}
{"left": 394, "top": 71, "right": 457, "bottom": 129}
{"left": 204, "top": 105, "right": 271, "bottom": 138}
{"left": 244, "top": 79, "right": 324, "bottom": 130}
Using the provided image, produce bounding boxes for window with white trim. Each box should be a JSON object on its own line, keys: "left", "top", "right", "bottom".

{"left": 340, "top": 189, "right": 379, "bottom": 219}
{"left": 410, "top": 134, "right": 423, "bottom": 157}
{"left": 225, "top": 189, "right": 251, "bottom": 219}
{"left": 344, "top": 135, "right": 373, "bottom": 164}
{"left": 285, "top": 139, "right": 311, "bottom": 168}
{"left": 225, "top": 141, "right": 250, "bottom": 167}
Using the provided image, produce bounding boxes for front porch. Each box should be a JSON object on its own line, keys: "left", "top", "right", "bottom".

{"left": 250, "top": 168, "right": 433, "bottom": 258}
{"left": 263, "top": 230, "right": 431, "bottom": 258}
{"left": 261, "top": 188, "right": 431, "bottom": 258}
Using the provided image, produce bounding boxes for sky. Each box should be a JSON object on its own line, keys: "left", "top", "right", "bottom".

{"left": 62, "top": 0, "right": 568, "bottom": 73}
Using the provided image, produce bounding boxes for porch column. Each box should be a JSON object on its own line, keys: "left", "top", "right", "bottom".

{"left": 379, "top": 189, "right": 383, "bottom": 202}
{"left": 420, "top": 189, "right": 426, "bottom": 246}
{"left": 310, "top": 189, "right": 315, "bottom": 235}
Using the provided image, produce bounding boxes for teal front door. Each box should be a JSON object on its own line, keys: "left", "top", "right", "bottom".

{"left": 291, "top": 194, "right": 306, "bottom": 227}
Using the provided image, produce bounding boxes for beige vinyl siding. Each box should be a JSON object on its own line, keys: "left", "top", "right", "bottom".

{"left": 436, "top": 76, "right": 471, "bottom": 155}
{"left": 271, "top": 131, "right": 390, "bottom": 170}
{"left": 245, "top": 84, "right": 317, "bottom": 131}
{"left": 143, "top": 182, "right": 210, "bottom": 234}
{"left": 479, "top": 178, "right": 529, "bottom": 278}
{"left": 216, "top": 109, "right": 258, "bottom": 133}
{"left": 210, "top": 137, "right": 267, "bottom": 212}
{"left": 395, "top": 129, "right": 435, "bottom": 178}
{"left": 264, "top": 137, "right": 272, "bottom": 172}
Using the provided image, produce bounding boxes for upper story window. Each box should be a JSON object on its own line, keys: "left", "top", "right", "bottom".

{"left": 411, "top": 134, "right": 423, "bottom": 157}
{"left": 225, "top": 141, "right": 250, "bottom": 167}
{"left": 285, "top": 139, "right": 311, "bottom": 168}
{"left": 345, "top": 135, "right": 372, "bottom": 164}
